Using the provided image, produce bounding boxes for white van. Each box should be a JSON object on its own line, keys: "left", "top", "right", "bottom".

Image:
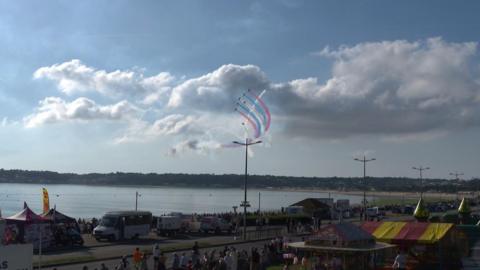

{"left": 93, "top": 211, "right": 152, "bottom": 241}
{"left": 181, "top": 215, "right": 201, "bottom": 233}
{"left": 366, "top": 207, "right": 386, "bottom": 219}
{"left": 156, "top": 216, "right": 183, "bottom": 236}
{"left": 200, "top": 217, "right": 232, "bottom": 234}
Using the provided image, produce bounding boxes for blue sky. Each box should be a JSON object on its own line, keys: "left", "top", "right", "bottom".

{"left": 1, "top": 1, "right": 480, "bottom": 179}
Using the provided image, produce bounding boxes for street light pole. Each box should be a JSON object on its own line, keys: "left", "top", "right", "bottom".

{"left": 135, "top": 191, "right": 141, "bottom": 211}
{"left": 354, "top": 156, "right": 376, "bottom": 221}
{"left": 450, "top": 171, "right": 464, "bottom": 204}
{"left": 412, "top": 166, "right": 430, "bottom": 199}
{"left": 258, "top": 192, "right": 261, "bottom": 213}
{"left": 233, "top": 138, "right": 262, "bottom": 240}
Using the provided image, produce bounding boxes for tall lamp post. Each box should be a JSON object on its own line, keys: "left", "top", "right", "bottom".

{"left": 354, "top": 156, "right": 376, "bottom": 221}
{"left": 450, "top": 171, "right": 464, "bottom": 204}
{"left": 135, "top": 191, "right": 141, "bottom": 211}
{"left": 412, "top": 166, "right": 430, "bottom": 199}
{"left": 233, "top": 138, "right": 262, "bottom": 240}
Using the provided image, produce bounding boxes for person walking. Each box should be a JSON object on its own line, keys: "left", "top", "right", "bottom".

{"left": 119, "top": 256, "right": 130, "bottom": 270}
{"left": 250, "top": 248, "right": 260, "bottom": 270}
{"left": 200, "top": 252, "right": 209, "bottom": 270}
{"left": 153, "top": 244, "right": 160, "bottom": 269}
{"left": 392, "top": 250, "right": 406, "bottom": 270}
{"left": 218, "top": 257, "right": 227, "bottom": 270}
{"left": 133, "top": 248, "right": 143, "bottom": 270}
{"left": 192, "top": 241, "right": 200, "bottom": 264}
{"left": 224, "top": 251, "right": 233, "bottom": 270}
{"left": 100, "top": 263, "right": 109, "bottom": 270}
{"left": 141, "top": 253, "right": 149, "bottom": 270}
{"left": 180, "top": 252, "right": 188, "bottom": 269}
{"left": 172, "top": 253, "right": 180, "bottom": 270}
{"left": 158, "top": 252, "right": 167, "bottom": 270}
{"left": 230, "top": 249, "right": 238, "bottom": 270}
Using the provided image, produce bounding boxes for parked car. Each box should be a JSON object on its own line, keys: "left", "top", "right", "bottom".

{"left": 200, "top": 217, "right": 232, "bottom": 234}
{"left": 403, "top": 205, "right": 414, "bottom": 215}
{"left": 54, "top": 226, "right": 84, "bottom": 246}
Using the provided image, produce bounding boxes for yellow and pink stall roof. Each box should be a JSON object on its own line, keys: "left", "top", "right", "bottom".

{"left": 361, "top": 221, "right": 453, "bottom": 245}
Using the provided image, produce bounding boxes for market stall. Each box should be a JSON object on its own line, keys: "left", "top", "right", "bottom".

{"left": 288, "top": 223, "right": 396, "bottom": 269}
{"left": 361, "top": 221, "right": 467, "bottom": 269}
{"left": 41, "top": 209, "right": 84, "bottom": 246}
{"left": 5, "top": 206, "right": 53, "bottom": 249}
{"left": 41, "top": 208, "right": 77, "bottom": 225}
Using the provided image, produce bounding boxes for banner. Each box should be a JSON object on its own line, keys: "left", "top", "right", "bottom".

{"left": 42, "top": 188, "right": 49, "bottom": 214}
{"left": 0, "top": 244, "right": 33, "bottom": 270}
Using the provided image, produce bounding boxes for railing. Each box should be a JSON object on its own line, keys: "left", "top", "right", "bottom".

{"left": 234, "top": 227, "right": 287, "bottom": 241}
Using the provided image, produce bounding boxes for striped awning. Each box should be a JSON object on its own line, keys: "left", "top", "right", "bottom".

{"left": 361, "top": 221, "right": 453, "bottom": 244}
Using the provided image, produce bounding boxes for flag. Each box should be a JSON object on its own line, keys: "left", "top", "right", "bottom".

{"left": 42, "top": 188, "right": 50, "bottom": 213}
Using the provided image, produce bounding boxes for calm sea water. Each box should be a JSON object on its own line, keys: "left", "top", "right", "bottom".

{"left": 0, "top": 183, "right": 367, "bottom": 218}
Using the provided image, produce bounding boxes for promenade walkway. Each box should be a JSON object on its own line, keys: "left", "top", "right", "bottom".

{"left": 35, "top": 226, "right": 286, "bottom": 268}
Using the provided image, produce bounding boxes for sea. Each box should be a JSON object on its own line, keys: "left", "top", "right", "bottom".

{"left": 0, "top": 183, "right": 369, "bottom": 218}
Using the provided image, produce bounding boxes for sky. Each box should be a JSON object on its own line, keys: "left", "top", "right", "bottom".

{"left": 0, "top": 0, "right": 480, "bottom": 179}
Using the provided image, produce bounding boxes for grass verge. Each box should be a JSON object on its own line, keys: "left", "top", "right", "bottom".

{"left": 35, "top": 255, "right": 96, "bottom": 268}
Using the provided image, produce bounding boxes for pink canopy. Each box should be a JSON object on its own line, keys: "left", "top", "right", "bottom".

{"left": 6, "top": 206, "right": 49, "bottom": 223}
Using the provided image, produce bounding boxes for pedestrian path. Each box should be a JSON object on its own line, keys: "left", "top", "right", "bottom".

{"left": 41, "top": 236, "right": 301, "bottom": 270}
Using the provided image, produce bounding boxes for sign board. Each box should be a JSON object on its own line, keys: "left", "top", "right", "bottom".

{"left": 0, "top": 219, "right": 5, "bottom": 245}
{"left": 336, "top": 199, "right": 350, "bottom": 210}
{"left": 0, "top": 244, "right": 33, "bottom": 270}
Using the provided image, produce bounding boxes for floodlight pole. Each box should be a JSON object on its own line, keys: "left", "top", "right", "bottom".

{"left": 233, "top": 138, "right": 262, "bottom": 240}
{"left": 354, "top": 156, "right": 376, "bottom": 221}
{"left": 412, "top": 166, "right": 430, "bottom": 199}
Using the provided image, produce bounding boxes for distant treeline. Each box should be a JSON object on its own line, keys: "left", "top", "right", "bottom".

{"left": 0, "top": 169, "right": 478, "bottom": 193}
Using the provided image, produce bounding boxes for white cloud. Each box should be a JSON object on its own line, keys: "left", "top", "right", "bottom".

{"left": 33, "top": 59, "right": 174, "bottom": 99}
{"left": 167, "top": 64, "right": 270, "bottom": 111}
{"left": 275, "top": 38, "right": 480, "bottom": 139}
{"left": 161, "top": 39, "right": 480, "bottom": 140}
{"left": 24, "top": 97, "right": 140, "bottom": 128}
{"left": 27, "top": 38, "right": 480, "bottom": 146}
{"left": 114, "top": 114, "right": 200, "bottom": 144}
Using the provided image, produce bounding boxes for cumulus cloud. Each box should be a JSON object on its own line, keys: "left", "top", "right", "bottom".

{"left": 158, "top": 38, "right": 480, "bottom": 140}
{"left": 24, "top": 97, "right": 140, "bottom": 128}
{"left": 33, "top": 59, "right": 174, "bottom": 99}
{"left": 114, "top": 114, "right": 201, "bottom": 144}
{"left": 273, "top": 37, "right": 480, "bottom": 138}
{"left": 28, "top": 38, "right": 480, "bottom": 145}
{"left": 167, "top": 64, "right": 270, "bottom": 111}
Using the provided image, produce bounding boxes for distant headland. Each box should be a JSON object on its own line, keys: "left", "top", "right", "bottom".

{"left": 0, "top": 169, "right": 477, "bottom": 193}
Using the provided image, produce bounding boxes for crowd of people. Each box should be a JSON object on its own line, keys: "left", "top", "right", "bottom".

{"left": 77, "top": 218, "right": 99, "bottom": 234}
{"left": 78, "top": 238, "right": 295, "bottom": 270}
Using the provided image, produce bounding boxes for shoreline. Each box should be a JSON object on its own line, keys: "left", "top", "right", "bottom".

{"left": 257, "top": 187, "right": 473, "bottom": 200}
{"left": 2, "top": 181, "right": 471, "bottom": 199}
